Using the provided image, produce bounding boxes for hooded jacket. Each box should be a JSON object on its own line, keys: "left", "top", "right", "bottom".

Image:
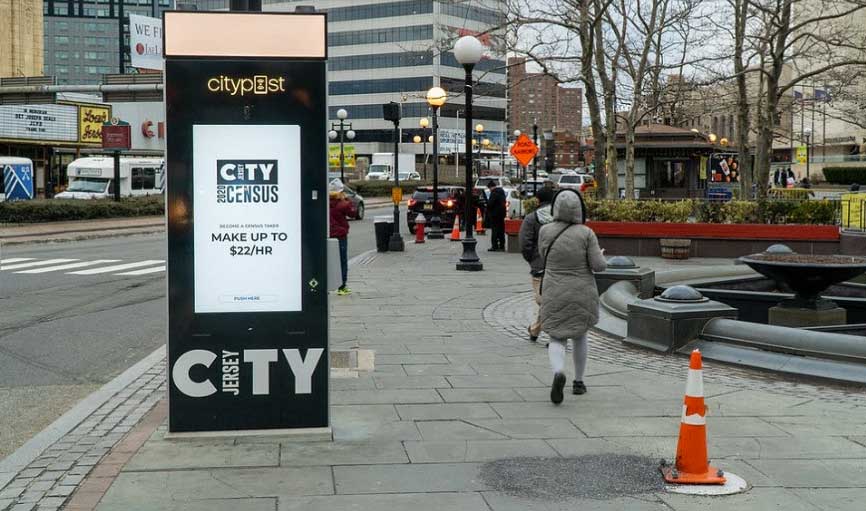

{"left": 538, "top": 190, "right": 607, "bottom": 339}
{"left": 518, "top": 203, "right": 554, "bottom": 276}
{"left": 329, "top": 193, "right": 356, "bottom": 239}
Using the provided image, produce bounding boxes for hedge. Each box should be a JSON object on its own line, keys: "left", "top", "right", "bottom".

{"left": 0, "top": 196, "right": 164, "bottom": 224}
{"left": 347, "top": 178, "right": 464, "bottom": 197}
{"left": 577, "top": 198, "right": 839, "bottom": 225}
{"left": 822, "top": 166, "right": 866, "bottom": 185}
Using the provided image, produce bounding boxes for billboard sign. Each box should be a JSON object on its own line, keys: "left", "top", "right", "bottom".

{"left": 0, "top": 104, "right": 78, "bottom": 143}
{"left": 129, "top": 14, "right": 163, "bottom": 71}
{"left": 79, "top": 105, "right": 111, "bottom": 144}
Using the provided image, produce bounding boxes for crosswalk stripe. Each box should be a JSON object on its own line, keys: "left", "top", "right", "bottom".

{"left": 1, "top": 259, "right": 79, "bottom": 271}
{"left": 0, "top": 258, "right": 35, "bottom": 264}
{"left": 67, "top": 260, "right": 165, "bottom": 275}
{"left": 115, "top": 265, "right": 166, "bottom": 276}
{"left": 15, "top": 260, "right": 122, "bottom": 274}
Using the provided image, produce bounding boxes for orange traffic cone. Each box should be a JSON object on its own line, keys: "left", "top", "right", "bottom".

{"left": 475, "top": 208, "right": 486, "bottom": 235}
{"left": 450, "top": 215, "right": 461, "bottom": 241}
{"left": 660, "top": 349, "right": 726, "bottom": 485}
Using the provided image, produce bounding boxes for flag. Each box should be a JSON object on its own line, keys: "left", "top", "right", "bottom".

{"left": 699, "top": 156, "right": 708, "bottom": 180}
{"left": 815, "top": 89, "right": 831, "bottom": 102}
{"left": 793, "top": 90, "right": 803, "bottom": 102}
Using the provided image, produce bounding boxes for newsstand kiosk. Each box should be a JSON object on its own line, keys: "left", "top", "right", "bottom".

{"left": 163, "top": 11, "right": 330, "bottom": 435}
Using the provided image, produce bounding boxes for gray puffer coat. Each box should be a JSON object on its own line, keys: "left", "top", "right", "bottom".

{"left": 539, "top": 191, "right": 607, "bottom": 340}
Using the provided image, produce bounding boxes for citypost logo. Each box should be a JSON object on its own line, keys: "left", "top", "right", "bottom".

{"left": 216, "top": 160, "right": 279, "bottom": 204}
{"left": 207, "top": 75, "right": 286, "bottom": 96}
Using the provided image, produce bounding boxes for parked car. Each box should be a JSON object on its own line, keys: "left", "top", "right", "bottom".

{"left": 407, "top": 186, "right": 464, "bottom": 233}
{"left": 556, "top": 173, "right": 597, "bottom": 193}
{"left": 331, "top": 179, "right": 365, "bottom": 220}
{"left": 398, "top": 171, "right": 422, "bottom": 181}
{"left": 518, "top": 179, "right": 547, "bottom": 198}
{"left": 474, "top": 176, "right": 513, "bottom": 194}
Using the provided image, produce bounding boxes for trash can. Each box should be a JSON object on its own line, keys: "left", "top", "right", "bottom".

{"left": 374, "top": 216, "right": 394, "bottom": 252}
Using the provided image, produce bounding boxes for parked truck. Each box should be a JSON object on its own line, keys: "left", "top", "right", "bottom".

{"left": 365, "top": 153, "right": 417, "bottom": 181}
{"left": 54, "top": 157, "right": 165, "bottom": 199}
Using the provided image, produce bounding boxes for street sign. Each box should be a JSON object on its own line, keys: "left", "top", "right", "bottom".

{"left": 101, "top": 124, "right": 131, "bottom": 150}
{"left": 391, "top": 186, "right": 403, "bottom": 205}
{"left": 164, "top": 11, "right": 329, "bottom": 435}
{"left": 510, "top": 134, "right": 539, "bottom": 167}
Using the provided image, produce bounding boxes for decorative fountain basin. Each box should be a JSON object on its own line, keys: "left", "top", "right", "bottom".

{"left": 740, "top": 253, "right": 866, "bottom": 309}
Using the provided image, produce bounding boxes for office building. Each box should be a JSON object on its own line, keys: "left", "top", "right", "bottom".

{"left": 1, "top": 0, "right": 44, "bottom": 78}
{"left": 43, "top": 1, "right": 173, "bottom": 85}
{"left": 508, "top": 56, "right": 582, "bottom": 136}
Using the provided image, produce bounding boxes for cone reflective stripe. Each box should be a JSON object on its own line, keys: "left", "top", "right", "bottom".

{"left": 450, "top": 215, "right": 461, "bottom": 241}
{"left": 661, "top": 349, "right": 726, "bottom": 485}
{"left": 475, "top": 208, "right": 485, "bottom": 234}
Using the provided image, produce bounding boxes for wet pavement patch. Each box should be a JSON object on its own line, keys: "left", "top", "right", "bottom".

{"left": 480, "top": 455, "right": 665, "bottom": 500}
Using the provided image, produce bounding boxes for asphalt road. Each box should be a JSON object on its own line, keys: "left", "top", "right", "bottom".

{"left": 0, "top": 205, "right": 396, "bottom": 460}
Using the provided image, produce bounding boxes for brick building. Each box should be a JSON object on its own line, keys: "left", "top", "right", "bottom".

{"left": 507, "top": 56, "right": 582, "bottom": 136}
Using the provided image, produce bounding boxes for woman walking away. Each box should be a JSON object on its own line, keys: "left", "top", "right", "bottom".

{"left": 329, "top": 179, "right": 356, "bottom": 296}
{"left": 539, "top": 189, "right": 607, "bottom": 405}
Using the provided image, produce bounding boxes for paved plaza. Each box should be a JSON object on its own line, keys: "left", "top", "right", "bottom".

{"left": 2, "top": 241, "right": 866, "bottom": 511}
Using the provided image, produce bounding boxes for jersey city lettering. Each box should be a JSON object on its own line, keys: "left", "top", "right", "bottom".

{"left": 172, "top": 348, "right": 324, "bottom": 397}
{"left": 207, "top": 75, "right": 286, "bottom": 96}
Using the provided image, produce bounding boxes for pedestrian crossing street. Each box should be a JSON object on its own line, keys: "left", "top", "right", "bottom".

{"left": 0, "top": 257, "right": 165, "bottom": 277}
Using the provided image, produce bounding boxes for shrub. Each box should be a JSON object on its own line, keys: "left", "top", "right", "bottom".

{"left": 788, "top": 199, "right": 839, "bottom": 225}
{"left": 582, "top": 198, "right": 837, "bottom": 225}
{"left": 347, "top": 179, "right": 463, "bottom": 197}
{"left": 822, "top": 166, "right": 866, "bottom": 185}
{"left": 0, "top": 196, "right": 165, "bottom": 224}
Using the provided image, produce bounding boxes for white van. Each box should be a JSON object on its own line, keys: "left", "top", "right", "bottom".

{"left": 55, "top": 157, "right": 164, "bottom": 199}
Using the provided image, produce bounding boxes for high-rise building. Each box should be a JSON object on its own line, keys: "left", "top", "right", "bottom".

{"left": 508, "top": 56, "right": 582, "bottom": 137}
{"left": 43, "top": 1, "right": 173, "bottom": 85}
{"left": 1, "top": 0, "right": 44, "bottom": 78}
{"left": 159, "top": 1, "right": 508, "bottom": 154}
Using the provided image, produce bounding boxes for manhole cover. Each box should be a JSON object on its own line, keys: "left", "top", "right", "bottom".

{"left": 480, "top": 455, "right": 665, "bottom": 500}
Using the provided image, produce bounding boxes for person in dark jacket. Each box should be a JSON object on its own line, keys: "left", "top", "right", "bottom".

{"left": 518, "top": 186, "right": 555, "bottom": 342}
{"left": 329, "top": 180, "right": 356, "bottom": 296}
{"left": 485, "top": 180, "right": 507, "bottom": 251}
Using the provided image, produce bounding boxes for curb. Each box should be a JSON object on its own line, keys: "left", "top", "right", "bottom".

{"left": 0, "top": 346, "right": 166, "bottom": 490}
{"left": 1, "top": 226, "right": 165, "bottom": 246}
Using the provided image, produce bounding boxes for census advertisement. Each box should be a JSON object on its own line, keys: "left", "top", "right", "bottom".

{"left": 192, "top": 124, "right": 302, "bottom": 313}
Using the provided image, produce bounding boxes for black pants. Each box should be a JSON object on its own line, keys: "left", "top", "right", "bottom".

{"left": 490, "top": 217, "right": 505, "bottom": 249}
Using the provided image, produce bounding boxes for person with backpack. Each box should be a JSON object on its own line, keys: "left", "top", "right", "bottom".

{"left": 329, "top": 180, "right": 356, "bottom": 296}
{"left": 538, "top": 189, "right": 607, "bottom": 405}
{"left": 518, "top": 186, "right": 555, "bottom": 342}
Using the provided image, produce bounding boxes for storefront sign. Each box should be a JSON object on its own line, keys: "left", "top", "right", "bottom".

{"left": 164, "top": 11, "right": 329, "bottom": 434}
{"left": 79, "top": 105, "right": 111, "bottom": 144}
{"left": 129, "top": 14, "right": 163, "bottom": 71}
{"left": 0, "top": 104, "right": 78, "bottom": 143}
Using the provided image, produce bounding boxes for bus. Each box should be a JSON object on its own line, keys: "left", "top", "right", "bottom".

{"left": 55, "top": 157, "right": 164, "bottom": 199}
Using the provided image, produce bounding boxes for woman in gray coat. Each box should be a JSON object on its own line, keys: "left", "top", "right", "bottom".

{"left": 538, "top": 189, "right": 607, "bottom": 404}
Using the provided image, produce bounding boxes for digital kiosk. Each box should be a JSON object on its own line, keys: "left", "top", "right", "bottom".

{"left": 164, "top": 11, "right": 329, "bottom": 434}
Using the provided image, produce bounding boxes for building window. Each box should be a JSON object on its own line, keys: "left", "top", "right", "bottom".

{"left": 329, "top": 51, "right": 432, "bottom": 71}
{"left": 439, "top": 2, "right": 504, "bottom": 24}
{"left": 440, "top": 52, "right": 506, "bottom": 74}
{"left": 330, "top": 25, "right": 433, "bottom": 47}
{"left": 330, "top": 77, "right": 433, "bottom": 95}
{"left": 327, "top": 0, "right": 434, "bottom": 22}
{"left": 55, "top": 36, "right": 70, "bottom": 45}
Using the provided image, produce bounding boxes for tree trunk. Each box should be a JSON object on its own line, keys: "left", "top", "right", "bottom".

{"left": 579, "top": 0, "right": 607, "bottom": 197}
{"left": 624, "top": 111, "right": 637, "bottom": 198}
{"left": 733, "top": 0, "right": 752, "bottom": 199}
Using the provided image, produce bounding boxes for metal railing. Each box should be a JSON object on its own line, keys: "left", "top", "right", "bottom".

{"left": 841, "top": 194, "right": 866, "bottom": 231}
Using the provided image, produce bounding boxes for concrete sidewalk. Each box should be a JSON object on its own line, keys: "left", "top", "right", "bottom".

{"left": 3, "top": 242, "right": 866, "bottom": 511}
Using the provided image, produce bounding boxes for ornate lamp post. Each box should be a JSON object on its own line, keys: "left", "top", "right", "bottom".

{"left": 454, "top": 35, "right": 484, "bottom": 271}
{"left": 426, "top": 86, "right": 447, "bottom": 239}
{"left": 328, "top": 108, "right": 355, "bottom": 182}
{"left": 419, "top": 117, "right": 430, "bottom": 180}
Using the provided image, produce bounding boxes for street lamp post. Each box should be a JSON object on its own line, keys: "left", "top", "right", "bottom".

{"left": 427, "top": 86, "right": 447, "bottom": 239}
{"left": 384, "top": 101, "right": 404, "bottom": 252}
{"left": 532, "top": 121, "right": 539, "bottom": 194}
{"left": 328, "top": 108, "right": 355, "bottom": 183}
{"left": 474, "top": 123, "right": 484, "bottom": 178}
{"left": 420, "top": 117, "right": 429, "bottom": 180}
{"left": 804, "top": 127, "right": 812, "bottom": 181}
{"left": 454, "top": 35, "right": 484, "bottom": 272}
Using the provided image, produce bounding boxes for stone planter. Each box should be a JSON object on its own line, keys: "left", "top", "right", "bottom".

{"left": 660, "top": 238, "right": 691, "bottom": 259}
